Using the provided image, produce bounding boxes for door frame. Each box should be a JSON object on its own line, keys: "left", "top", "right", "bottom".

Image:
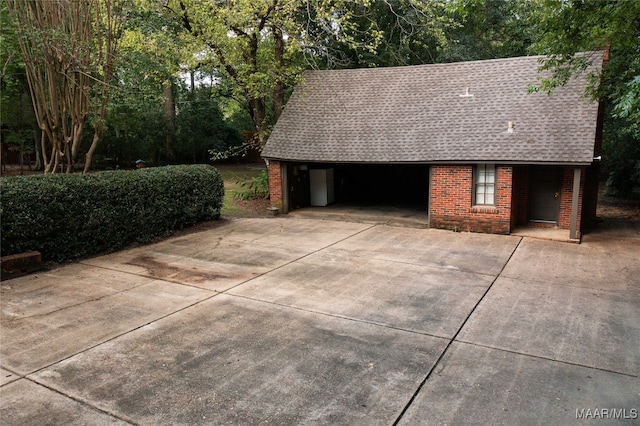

{"left": 528, "top": 166, "right": 563, "bottom": 223}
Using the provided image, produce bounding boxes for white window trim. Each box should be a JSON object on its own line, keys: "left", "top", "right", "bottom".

{"left": 474, "top": 163, "right": 496, "bottom": 206}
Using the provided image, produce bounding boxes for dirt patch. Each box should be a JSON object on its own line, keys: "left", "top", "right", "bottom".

{"left": 596, "top": 185, "right": 640, "bottom": 222}
{"left": 225, "top": 198, "right": 271, "bottom": 217}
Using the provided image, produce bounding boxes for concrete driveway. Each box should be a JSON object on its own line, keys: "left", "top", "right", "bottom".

{"left": 1, "top": 217, "right": 638, "bottom": 425}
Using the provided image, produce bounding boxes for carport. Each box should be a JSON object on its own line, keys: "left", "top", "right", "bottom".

{"left": 286, "top": 162, "right": 429, "bottom": 211}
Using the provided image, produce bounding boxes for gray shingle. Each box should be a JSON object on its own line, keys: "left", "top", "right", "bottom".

{"left": 261, "top": 53, "right": 603, "bottom": 164}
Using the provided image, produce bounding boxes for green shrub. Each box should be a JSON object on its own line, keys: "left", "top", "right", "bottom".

{"left": 0, "top": 165, "right": 224, "bottom": 262}
{"left": 234, "top": 170, "right": 269, "bottom": 200}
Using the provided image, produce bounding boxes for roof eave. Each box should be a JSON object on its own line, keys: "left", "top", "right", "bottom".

{"left": 262, "top": 156, "right": 595, "bottom": 167}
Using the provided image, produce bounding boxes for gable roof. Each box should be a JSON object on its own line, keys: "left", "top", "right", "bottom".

{"left": 262, "top": 53, "right": 604, "bottom": 165}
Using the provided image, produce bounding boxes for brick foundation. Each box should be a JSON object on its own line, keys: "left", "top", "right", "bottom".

{"left": 429, "top": 165, "right": 513, "bottom": 234}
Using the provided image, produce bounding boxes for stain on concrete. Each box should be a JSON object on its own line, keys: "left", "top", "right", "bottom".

{"left": 126, "top": 255, "right": 229, "bottom": 284}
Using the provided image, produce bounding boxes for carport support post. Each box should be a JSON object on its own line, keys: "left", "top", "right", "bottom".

{"left": 427, "top": 166, "right": 432, "bottom": 227}
{"left": 281, "top": 162, "right": 289, "bottom": 214}
{"left": 570, "top": 167, "right": 581, "bottom": 240}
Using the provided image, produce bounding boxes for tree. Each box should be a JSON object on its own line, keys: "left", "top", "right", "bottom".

{"left": 301, "top": 0, "right": 453, "bottom": 68}
{"left": 83, "top": 0, "right": 126, "bottom": 173}
{"left": 162, "top": 0, "right": 454, "bottom": 158}
{"left": 5, "top": 0, "right": 125, "bottom": 174}
{"left": 0, "top": 2, "right": 40, "bottom": 171}
{"left": 175, "top": 85, "right": 244, "bottom": 164}
{"left": 532, "top": 0, "right": 640, "bottom": 196}
{"left": 165, "top": 0, "right": 301, "bottom": 146}
{"left": 439, "top": 0, "right": 542, "bottom": 63}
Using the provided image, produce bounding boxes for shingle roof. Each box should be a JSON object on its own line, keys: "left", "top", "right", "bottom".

{"left": 262, "top": 53, "right": 603, "bottom": 164}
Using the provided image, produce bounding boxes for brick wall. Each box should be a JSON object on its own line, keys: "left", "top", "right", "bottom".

{"left": 558, "top": 166, "right": 584, "bottom": 232}
{"left": 267, "top": 160, "right": 283, "bottom": 210}
{"left": 429, "top": 165, "right": 513, "bottom": 234}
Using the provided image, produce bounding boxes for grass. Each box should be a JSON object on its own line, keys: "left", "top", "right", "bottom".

{"left": 215, "top": 163, "right": 268, "bottom": 217}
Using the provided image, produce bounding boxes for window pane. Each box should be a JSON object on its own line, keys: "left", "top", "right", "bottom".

{"left": 486, "top": 167, "right": 495, "bottom": 182}
{"left": 475, "top": 164, "right": 496, "bottom": 206}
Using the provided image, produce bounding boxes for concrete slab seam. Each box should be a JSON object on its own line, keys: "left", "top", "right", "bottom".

{"left": 1, "top": 278, "right": 155, "bottom": 321}
{"left": 452, "top": 339, "right": 640, "bottom": 379}
{"left": 391, "top": 236, "right": 524, "bottom": 426}
{"left": 216, "top": 223, "right": 379, "bottom": 295}
{"left": 0, "top": 366, "right": 23, "bottom": 387}
{"left": 7, "top": 223, "right": 380, "bottom": 388}
{"left": 343, "top": 252, "right": 500, "bottom": 279}
{"left": 15, "top": 288, "right": 221, "bottom": 379}
{"left": 18, "top": 377, "right": 136, "bottom": 425}
{"left": 224, "top": 292, "right": 453, "bottom": 341}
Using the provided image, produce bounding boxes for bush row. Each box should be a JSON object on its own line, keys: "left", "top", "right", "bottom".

{"left": 1, "top": 165, "right": 224, "bottom": 262}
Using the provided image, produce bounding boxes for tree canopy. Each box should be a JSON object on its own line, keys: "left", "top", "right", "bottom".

{"left": 1, "top": 0, "right": 638, "bottom": 193}
{"left": 532, "top": 0, "right": 640, "bottom": 195}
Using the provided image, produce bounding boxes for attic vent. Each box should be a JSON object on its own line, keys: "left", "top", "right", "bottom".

{"left": 459, "top": 87, "right": 473, "bottom": 98}
{"left": 507, "top": 121, "right": 515, "bottom": 133}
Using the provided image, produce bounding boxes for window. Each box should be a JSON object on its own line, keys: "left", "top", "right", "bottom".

{"left": 474, "top": 164, "right": 495, "bottom": 205}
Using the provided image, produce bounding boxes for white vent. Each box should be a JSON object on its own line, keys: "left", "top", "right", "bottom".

{"left": 507, "top": 121, "right": 514, "bottom": 133}
{"left": 459, "top": 87, "right": 474, "bottom": 98}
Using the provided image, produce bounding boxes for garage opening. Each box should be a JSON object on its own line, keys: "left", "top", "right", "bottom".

{"left": 288, "top": 163, "right": 429, "bottom": 211}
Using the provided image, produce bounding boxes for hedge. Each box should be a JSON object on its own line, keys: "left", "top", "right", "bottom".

{"left": 0, "top": 165, "right": 224, "bottom": 262}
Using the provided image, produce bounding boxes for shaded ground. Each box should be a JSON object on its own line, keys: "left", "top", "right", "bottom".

{"left": 597, "top": 184, "right": 640, "bottom": 222}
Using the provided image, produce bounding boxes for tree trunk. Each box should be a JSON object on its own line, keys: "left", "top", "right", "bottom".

{"left": 33, "top": 130, "right": 42, "bottom": 171}
{"left": 273, "top": 27, "right": 285, "bottom": 123}
{"left": 84, "top": 132, "right": 100, "bottom": 174}
{"left": 250, "top": 96, "right": 267, "bottom": 146}
{"left": 163, "top": 80, "right": 176, "bottom": 162}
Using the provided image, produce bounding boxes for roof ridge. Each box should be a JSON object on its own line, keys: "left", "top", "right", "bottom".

{"left": 303, "top": 51, "right": 603, "bottom": 75}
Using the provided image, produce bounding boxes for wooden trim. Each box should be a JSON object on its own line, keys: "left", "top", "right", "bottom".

{"left": 570, "top": 167, "right": 581, "bottom": 240}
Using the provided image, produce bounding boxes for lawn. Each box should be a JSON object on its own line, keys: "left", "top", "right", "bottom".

{"left": 214, "top": 163, "right": 270, "bottom": 217}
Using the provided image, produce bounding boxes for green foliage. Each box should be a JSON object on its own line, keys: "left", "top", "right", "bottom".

{"left": 233, "top": 170, "right": 269, "bottom": 200}
{"left": 310, "top": 0, "right": 454, "bottom": 68}
{"left": 531, "top": 0, "right": 640, "bottom": 197}
{"left": 0, "top": 165, "right": 224, "bottom": 262}
{"left": 175, "top": 88, "right": 244, "bottom": 163}
{"left": 602, "top": 108, "right": 640, "bottom": 197}
{"left": 440, "top": 0, "right": 542, "bottom": 62}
